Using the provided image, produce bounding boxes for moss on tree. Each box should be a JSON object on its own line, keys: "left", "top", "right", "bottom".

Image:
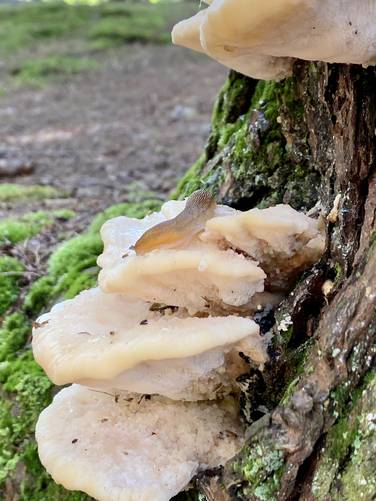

{"left": 174, "top": 73, "right": 319, "bottom": 211}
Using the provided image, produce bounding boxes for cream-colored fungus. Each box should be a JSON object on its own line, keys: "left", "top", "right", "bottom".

{"left": 202, "top": 204, "right": 325, "bottom": 289}
{"left": 36, "top": 385, "right": 243, "bottom": 501}
{"left": 33, "top": 190, "right": 326, "bottom": 500}
{"left": 32, "top": 287, "right": 265, "bottom": 399}
{"left": 98, "top": 203, "right": 266, "bottom": 313}
{"left": 172, "top": 0, "right": 376, "bottom": 79}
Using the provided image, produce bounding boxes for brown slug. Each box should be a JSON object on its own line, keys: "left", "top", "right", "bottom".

{"left": 134, "top": 189, "right": 216, "bottom": 255}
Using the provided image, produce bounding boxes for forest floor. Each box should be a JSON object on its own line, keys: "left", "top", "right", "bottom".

{"left": 0, "top": 45, "right": 226, "bottom": 215}
{"left": 0, "top": 0, "right": 226, "bottom": 232}
{"left": 0, "top": 43, "right": 226, "bottom": 225}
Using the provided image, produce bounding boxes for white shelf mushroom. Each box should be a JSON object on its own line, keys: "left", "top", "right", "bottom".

{"left": 32, "top": 288, "right": 266, "bottom": 401}
{"left": 201, "top": 204, "right": 326, "bottom": 289}
{"left": 36, "top": 385, "right": 244, "bottom": 501}
{"left": 172, "top": 0, "right": 376, "bottom": 80}
{"left": 32, "top": 190, "right": 327, "bottom": 499}
{"left": 97, "top": 197, "right": 266, "bottom": 313}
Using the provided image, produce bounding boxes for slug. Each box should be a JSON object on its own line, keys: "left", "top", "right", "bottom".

{"left": 134, "top": 189, "right": 216, "bottom": 255}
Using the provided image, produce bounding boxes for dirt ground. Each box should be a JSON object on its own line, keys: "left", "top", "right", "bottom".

{"left": 0, "top": 44, "right": 227, "bottom": 220}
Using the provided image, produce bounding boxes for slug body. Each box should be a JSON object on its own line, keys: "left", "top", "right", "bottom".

{"left": 134, "top": 190, "right": 216, "bottom": 255}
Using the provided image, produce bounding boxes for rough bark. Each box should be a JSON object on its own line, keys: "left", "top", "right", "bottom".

{"left": 177, "top": 62, "right": 376, "bottom": 500}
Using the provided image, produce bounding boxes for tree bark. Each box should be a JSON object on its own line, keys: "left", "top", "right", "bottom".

{"left": 177, "top": 62, "right": 376, "bottom": 500}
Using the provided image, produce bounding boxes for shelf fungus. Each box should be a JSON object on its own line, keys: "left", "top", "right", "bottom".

{"left": 33, "top": 190, "right": 325, "bottom": 500}
{"left": 36, "top": 385, "right": 243, "bottom": 501}
{"left": 172, "top": 0, "right": 376, "bottom": 80}
{"left": 98, "top": 196, "right": 324, "bottom": 309}
{"left": 201, "top": 204, "right": 325, "bottom": 290}
{"left": 98, "top": 195, "right": 266, "bottom": 313}
{"left": 32, "top": 287, "right": 266, "bottom": 401}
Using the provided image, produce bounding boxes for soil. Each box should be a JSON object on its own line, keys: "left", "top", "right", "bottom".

{"left": 0, "top": 44, "right": 227, "bottom": 221}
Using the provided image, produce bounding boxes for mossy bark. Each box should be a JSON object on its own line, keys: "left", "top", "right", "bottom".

{"left": 182, "top": 63, "right": 376, "bottom": 500}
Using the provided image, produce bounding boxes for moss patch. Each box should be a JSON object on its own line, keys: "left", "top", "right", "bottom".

{"left": 311, "top": 372, "right": 376, "bottom": 500}
{"left": 232, "top": 443, "right": 284, "bottom": 501}
{"left": 0, "top": 210, "right": 75, "bottom": 245}
{"left": 0, "top": 184, "right": 60, "bottom": 203}
{"left": 12, "top": 56, "right": 98, "bottom": 86}
{"left": 0, "top": 256, "right": 24, "bottom": 316}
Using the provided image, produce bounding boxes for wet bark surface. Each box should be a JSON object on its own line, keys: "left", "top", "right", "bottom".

{"left": 193, "top": 62, "right": 376, "bottom": 500}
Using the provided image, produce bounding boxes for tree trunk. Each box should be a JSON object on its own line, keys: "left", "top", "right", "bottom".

{"left": 175, "top": 62, "right": 376, "bottom": 500}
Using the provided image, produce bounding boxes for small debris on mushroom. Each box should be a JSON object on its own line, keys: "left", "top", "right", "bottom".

{"left": 32, "top": 191, "right": 326, "bottom": 500}
{"left": 36, "top": 385, "right": 243, "bottom": 501}
{"left": 32, "top": 287, "right": 265, "bottom": 400}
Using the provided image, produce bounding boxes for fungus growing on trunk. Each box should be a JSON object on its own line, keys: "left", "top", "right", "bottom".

{"left": 98, "top": 200, "right": 266, "bottom": 313}
{"left": 98, "top": 199, "right": 324, "bottom": 310}
{"left": 33, "top": 191, "right": 326, "bottom": 500}
{"left": 36, "top": 385, "right": 243, "bottom": 501}
{"left": 201, "top": 204, "right": 326, "bottom": 289}
{"left": 172, "top": 0, "right": 376, "bottom": 79}
{"left": 32, "top": 287, "right": 265, "bottom": 400}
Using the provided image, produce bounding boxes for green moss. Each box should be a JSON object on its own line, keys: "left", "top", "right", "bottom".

{"left": 0, "top": 210, "right": 75, "bottom": 245}
{"left": 175, "top": 75, "right": 319, "bottom": 211}
{"left": 0, "top": 312, "right": 30, "bottom": 362}
{"left": 334, "top": 262, "right": 343, "bottom": 281}
{"left": 370, "top": 230, "right": 376, "bottom": 247}
{"left": 23, "top": 276, "right": 56, "bottom": 316}
{"left": 0, "top": 212, "right": 52, "bottom": 245}
{"left": 0, "top": 256, "right": 24, "bottom": 316}
{"left": 13, "top": 56, "right": 98, "bottom": 86}
{"left": 0, "top": 184, "right": 60, "bottom": 203}
{"left": 0, "top": 350, "right": 53, "bottom": 489}
{"left": 172, "top": 154, "right": 207, "bottom": 199}
{"left": 52, "top": 208, "right": 76, "bottom": 220}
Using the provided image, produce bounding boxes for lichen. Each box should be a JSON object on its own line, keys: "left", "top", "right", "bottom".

{"left": 311, "top": 372, "right": 376, "bottom": 500}
{"left": 232, "top": 443, "right": 285, "bottom": 500}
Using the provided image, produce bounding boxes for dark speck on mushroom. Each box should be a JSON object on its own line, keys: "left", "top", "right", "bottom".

{"left": 33, "top": 320, "right": 49, "bottom": 329}
{"left": 72, "top": 438, "right": 78, "bottom": 444}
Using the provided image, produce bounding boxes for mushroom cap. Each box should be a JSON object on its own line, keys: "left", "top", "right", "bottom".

{"left": 171, "top": 9, "right": 206, "bottom": 54}
{"left": 32, "top": 288, "right": 263, "bottom": 395}
{"left": 172, "top": 4, "right": 293, "bottom": 80}
{"left": 172, "top": 0, "right": 376, "bottom": 79}
{"left": 36, "top": 385, "right": 243, "bottom": 501}
{"left": 202, "top": 204, "right": 325, "bottom": 289}
{"left": 97, "top": 200, "right": 265, "bottom": 312}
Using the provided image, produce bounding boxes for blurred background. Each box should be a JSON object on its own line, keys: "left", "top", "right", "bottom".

{"left": 0, "top": 0, "right": 226, "bottom": 227}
